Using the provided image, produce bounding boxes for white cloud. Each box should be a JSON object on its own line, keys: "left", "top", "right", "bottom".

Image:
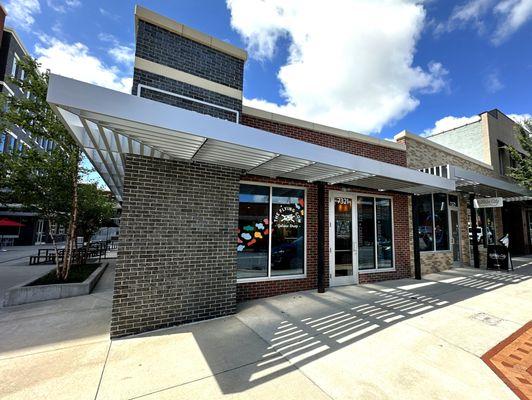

{"left": 46, "top": 0, "right": 81, "bottom": 13}
{"left": 423, "top": 115, "right": 481, "bottom": 136}
{"left": 227, "top": 0, "right": 447, "bottom": 134}
{"left": 108, "top": 45, "right": 135, "bottom": 65}
{"left": 437, "top": 0, "right": 532, "bottom": 44}
{"left": 4, "top": 0, "right": 41, "bottom": 31}
{"left": 493, "top": 0, "right": 532, "bottom": 43}
{"left": 423, "top": 112, "right": 532, "bottom": 136}
{"left": 484, "top": 71, "right": 505, "bottom": 93}
{"left": 99, "top": 7, "right": 120, "bottom": 21}
{"left": 35, "top": 38, "right": 132, "bottom": 93}
{"left": 97, "top": 33, "right": 135, "bottom": 66}
{"left": 508, "top": 113, "right": 532, "bottom": 123}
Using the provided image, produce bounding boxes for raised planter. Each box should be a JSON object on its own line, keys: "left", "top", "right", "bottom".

{"left": 3, "top": 263, "right": 108, "bottom": 307}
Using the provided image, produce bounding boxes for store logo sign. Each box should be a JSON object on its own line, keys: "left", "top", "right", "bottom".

{"left": 473, "top": 197, "right": 503, "bottom": 208}
{"left": 274, "top": 205, "right": 302, "bottom": 228}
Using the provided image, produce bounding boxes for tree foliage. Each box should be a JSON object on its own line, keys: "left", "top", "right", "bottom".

{"left": 508, "top": 119, "right": 532, "bottom": 191}
{"left": 77, "top": 184, "right": 115, "bottom": 242}
{"left": 0, "top": 56, "right": 114, "bottom": 279}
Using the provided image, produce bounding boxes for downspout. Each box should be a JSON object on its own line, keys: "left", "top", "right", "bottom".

{"left": 411, "top": 194, "right": 421, "bottom": 280}
{"left": 317, "top": 182, "right": 325, "bottom": 293}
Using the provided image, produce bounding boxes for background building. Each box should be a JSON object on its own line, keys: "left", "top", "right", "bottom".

{"left": 424, "top": 110, "right": 532, "bottom": 255}
{"left": 0, "top": 16, "right": 59, "bottom": 246}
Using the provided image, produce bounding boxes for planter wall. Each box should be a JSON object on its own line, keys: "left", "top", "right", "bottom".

{"left": 3, "top": 263, "right": 108, "bottom": 307}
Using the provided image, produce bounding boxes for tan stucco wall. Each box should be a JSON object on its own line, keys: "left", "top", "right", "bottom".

{"left": 484, "top": 110, "right": 525, "bottom": 175}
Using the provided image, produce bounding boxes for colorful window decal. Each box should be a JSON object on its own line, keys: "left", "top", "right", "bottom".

{"left": 237, "top": 184, "right": 305, "bottom": 279}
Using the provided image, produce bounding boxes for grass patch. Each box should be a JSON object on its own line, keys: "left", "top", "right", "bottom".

{"left": 29, "top": 263, "right": 100, "bottom": 286}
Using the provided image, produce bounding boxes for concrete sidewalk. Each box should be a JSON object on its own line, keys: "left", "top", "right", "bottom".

{"left": 1, "top": 263, "right": 530, "bottom": 399}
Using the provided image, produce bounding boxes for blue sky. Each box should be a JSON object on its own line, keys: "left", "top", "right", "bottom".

{"left": 5, "top": 0, "right": 532, "bottom": 142}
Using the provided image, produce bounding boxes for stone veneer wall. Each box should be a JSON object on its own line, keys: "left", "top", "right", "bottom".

{"left": 419, "top": 252, "right": 453, "bottom": 274}
{"left": 397, "top": 136, "right": 498, "bottom": 178}
{"left": 459, "top": 193, "right": 472, "bottom": 266}
{"left": 111, "top": 155, "right": 241, "bottom": 338}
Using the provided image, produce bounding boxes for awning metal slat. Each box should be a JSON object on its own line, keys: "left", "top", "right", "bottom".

{"left": 47, "top": 75, "right": 459, "bottom": 200}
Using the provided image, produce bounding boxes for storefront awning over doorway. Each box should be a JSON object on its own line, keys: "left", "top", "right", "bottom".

{"left": 449, "top": 166, "right": 531, "bottom": 199}
{"left": 47, "top": 75, "right": 455, "bottom": 202}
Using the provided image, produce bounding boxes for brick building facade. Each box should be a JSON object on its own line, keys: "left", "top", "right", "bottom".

{"left": 52, "top": 5, "right": 523, "bottom": 340}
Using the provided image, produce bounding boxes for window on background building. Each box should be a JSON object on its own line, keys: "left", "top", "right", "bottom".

{"left": 418, "top": 193, "right": 450, "bottom": 252}
{"left": 0, "top": 133, "right": 6, "bottom": 152}
{"left": 237, "top": 183, "right": 305, "bottom": 280}
{"left": 357, "top": 197, "right": 375, "bottom": 270}
{"left": 7, "top": 133, "right": 16, "bottom": 153}
{"left": 11, "top": 54, "right": 19, "bottom": 78}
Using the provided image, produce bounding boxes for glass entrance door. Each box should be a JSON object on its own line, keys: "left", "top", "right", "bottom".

{"left": 330, "top": 193, "right": 358, "bottom": 286}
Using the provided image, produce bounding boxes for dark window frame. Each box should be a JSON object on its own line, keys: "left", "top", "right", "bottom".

{"left": 237, "top": 182, "right": 307, "bottom": 282}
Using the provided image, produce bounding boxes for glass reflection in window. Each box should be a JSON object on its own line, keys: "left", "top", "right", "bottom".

{"left": 271, "top": 187, "right": 305, "bottom": 276}
{"left": 334, "top": 197, "right": 353, "bottom": 277}
{"left": 376, "top": 198, "right": 393, "bottom": 269}
{"left": 434, "top": 193, "right": 449, "bottom": 251}
{"left": 418, "top": 194, "right": 434, "bottom": 251}
{"left": 357, "top": 197, "right": 375, "bottom": 270}
{"left": 237, "top": 184, "right": 269, "bottom": 279}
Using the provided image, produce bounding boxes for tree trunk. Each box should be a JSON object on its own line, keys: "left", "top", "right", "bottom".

{"left": 48, "top": 218, "right": 61, "bottom": 278}
{"left": 60, "top": 151, "right": 80, "bottom": 280}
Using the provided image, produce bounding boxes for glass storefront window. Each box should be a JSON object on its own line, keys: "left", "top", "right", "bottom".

{"left": 237, "top": 183, "right": 305, "bottom": 280}
{"left": 469, "top": 207, "right": 497, "bottom": 247}
{"left": 418, "top": 194, "right": 434, "bottom": 251}
{"left": 434, "top": 193, "right": 449, "bottom": 251}
{"left": 237, "top": 184, "right": 270, "bottom": 279}
{"left": 376, "top": 198, "right": 393, "bottom": 269}
{"left": 357, "top": 197, "right": 375, "bottom": 270}
{"left": 418, "top": 193, "right": 450, "bottom": 252}
{"left": 271, "top": 187, "right": 305, "bottom": 276}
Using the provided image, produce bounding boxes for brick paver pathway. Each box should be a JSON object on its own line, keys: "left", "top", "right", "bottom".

{"left": 483, "top": 321, "right": 532, "bottom": 400}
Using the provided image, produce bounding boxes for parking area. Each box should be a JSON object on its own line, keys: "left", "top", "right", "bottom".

{"left": 0, "top": 259, "right": 531, "bottom": 400}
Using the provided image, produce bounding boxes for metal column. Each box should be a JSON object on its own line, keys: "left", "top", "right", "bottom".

{"left": 469, "top": 194, "right": 480, "bottom": 269}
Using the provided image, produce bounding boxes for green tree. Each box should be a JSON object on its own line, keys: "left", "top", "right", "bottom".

{"left": 0, "top": 56, "right": 81, "bottom": 279}
{"left": 77, "top": 184, "right": 115, "bottom": 242}
{"left": 508, "top": 119, "right": 532, "bottom": 191}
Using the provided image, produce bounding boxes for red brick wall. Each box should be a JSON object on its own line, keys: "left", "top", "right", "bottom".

{"left": 236, "top": 175, "right": 412, "bottom": 301}
{"left": 241, "top": 114, "right": 407, "bottom": 166}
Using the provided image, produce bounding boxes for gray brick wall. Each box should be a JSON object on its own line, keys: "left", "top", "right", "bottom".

{"left": 111, "top": 155, "right": 241, "bottom": 338}
{"left": 136, "top": 20, "right": 244, "bottom": 90}
{"left": 133, "top": 69, "right": 241, "bottom": 122}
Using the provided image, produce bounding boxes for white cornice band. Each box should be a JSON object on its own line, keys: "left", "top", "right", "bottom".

{"left": 134, "top": 57, "right": 243, "bottom": 100}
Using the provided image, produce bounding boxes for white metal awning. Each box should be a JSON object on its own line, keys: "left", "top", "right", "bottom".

{"left": 46, "top": 74, "right": 455, "bottom": 202}
{"left": 449, "top": 165, "right": 531, "bottom": 198}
